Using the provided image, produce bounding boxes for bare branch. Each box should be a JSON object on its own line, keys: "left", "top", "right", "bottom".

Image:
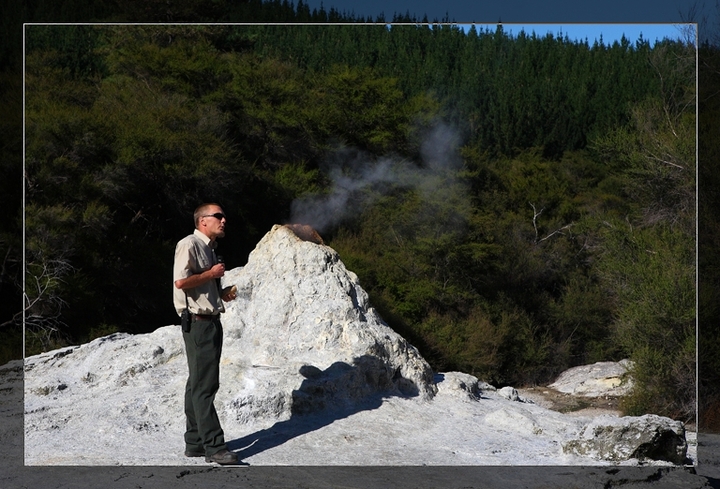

{"left": 538, "top": 223, "right": 575, "bottom": 243}
{"left": 646, "top": 153, "right": 687, "bottom": 170}
{"left": 6, "top": 257, "right": 76, "bottom": 351}
{"left": 0, "top": 311, "right": 24, "bottom": 329}
{"left": 530, "top": 202, "right": 574, "bottom": 244}
{"left": 530, "top": 203, "right": 543, "bottom": 243}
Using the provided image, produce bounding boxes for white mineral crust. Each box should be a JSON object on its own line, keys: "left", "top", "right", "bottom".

{"left": 23, "top": 225, "right": 695, "bottom": 466}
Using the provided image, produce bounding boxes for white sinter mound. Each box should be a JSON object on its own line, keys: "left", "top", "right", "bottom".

{"left": 23, "top": 225, "right": 692, "bottom": 466}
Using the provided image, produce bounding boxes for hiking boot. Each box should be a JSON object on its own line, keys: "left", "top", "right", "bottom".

{"left": 205, "top": 449, "right": 239, "bottom": 465}
{"left": 184, "top": 448, "right": 205, "bottom": 458}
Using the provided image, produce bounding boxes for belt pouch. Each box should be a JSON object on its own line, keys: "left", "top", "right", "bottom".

{"left": 181, "top": 292, "right": 191, "bottom": 332}
{"left": 181, "top": 308, "right": 191, "bottom": 332}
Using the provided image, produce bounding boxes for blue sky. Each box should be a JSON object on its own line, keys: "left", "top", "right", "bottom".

{"left": 300, "top": 0, "right": 711, "bottom": 43}
{"left": 300, "top": 0, "right": 701, "bottom": 23}
{"left": 458, "top": 23, "right": 692, "bottom": 46}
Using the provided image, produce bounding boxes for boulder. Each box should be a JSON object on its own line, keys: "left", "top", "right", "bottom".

{"left": 434, "top": 372, "right": 495, "bottom": 400}
{"left": 548, "top": 360, "right": 634, "bottom": 397}
{"left": 563, "top": 414, "right": 688, "bottom": 464}
{"left": 498, "top": 386, "right": 521, "bottom": 401}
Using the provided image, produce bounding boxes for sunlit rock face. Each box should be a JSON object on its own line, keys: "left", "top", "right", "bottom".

{"left": 24, "top": 224, "right": 438, "bottom": 462}
{"left": 549, "top": 360, "right": 635, "bottom": 398}
{"left": 22, "top": 225, "right": 693, "bottom": 467}
{"left": 563, "top": 414, "right": 687, "bottom": 464}
{"left": 218, "top": 224, "right": 438, "bottom": 422}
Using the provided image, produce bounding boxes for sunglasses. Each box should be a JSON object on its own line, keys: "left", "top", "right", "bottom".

{"left": 202, "top": 213, "right": 226, "bottom": 220}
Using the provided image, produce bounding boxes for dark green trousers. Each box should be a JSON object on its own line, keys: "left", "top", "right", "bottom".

{"left": 182, "top": 316, "right": 227, "bottom": 456}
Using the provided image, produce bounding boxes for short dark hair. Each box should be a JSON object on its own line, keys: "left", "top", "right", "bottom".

{"left": 193, "top": 203, "right": 222, "bottom": 228}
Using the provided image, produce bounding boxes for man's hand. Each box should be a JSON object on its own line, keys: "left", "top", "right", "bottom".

{"left": 209, "top": 263, "right": 225, "bottom": 279}
{"left": 221, "top": 285, "right": 237, "bottom": 302}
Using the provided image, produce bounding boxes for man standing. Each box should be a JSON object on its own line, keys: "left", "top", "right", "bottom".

{"left": 173, "top": 203, "right": 239, "bottom": 465}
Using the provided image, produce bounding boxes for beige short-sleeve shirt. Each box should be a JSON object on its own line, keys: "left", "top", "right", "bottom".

{"left": 173, "top": 229, "right": 225, "bottom": 316}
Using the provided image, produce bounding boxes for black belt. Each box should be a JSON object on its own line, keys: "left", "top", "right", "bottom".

{"left": 192, "top": 314, "right": 219, "bottom": 320}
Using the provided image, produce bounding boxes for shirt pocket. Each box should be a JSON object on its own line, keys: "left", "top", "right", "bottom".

{"left": 193, "top": 243, "right": 213, "bottom": 272}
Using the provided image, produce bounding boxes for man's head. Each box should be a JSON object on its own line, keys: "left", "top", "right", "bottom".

{"left": 194, "top": 203, "right": 226, "bottom": 240}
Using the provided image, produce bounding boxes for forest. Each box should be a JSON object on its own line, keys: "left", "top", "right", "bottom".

{"left": 0, "top": 0, "right": 706, "bottom": 426}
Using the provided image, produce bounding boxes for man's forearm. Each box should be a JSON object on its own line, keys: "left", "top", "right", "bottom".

{"left": 174, "top": 271, "right": 215, "bottom": 290}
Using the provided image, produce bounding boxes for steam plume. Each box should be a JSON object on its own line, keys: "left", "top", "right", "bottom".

{"left": 289, "top": 123, "right": 467, "bottom": 233}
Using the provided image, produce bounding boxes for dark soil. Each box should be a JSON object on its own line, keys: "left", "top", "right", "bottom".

{"left": 518, "top": 385, "right": 623, "bottom": 415}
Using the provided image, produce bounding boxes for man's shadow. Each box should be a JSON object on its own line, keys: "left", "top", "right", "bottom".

{"left": 226, "top": 354, "right": 422, "bottom": 459}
